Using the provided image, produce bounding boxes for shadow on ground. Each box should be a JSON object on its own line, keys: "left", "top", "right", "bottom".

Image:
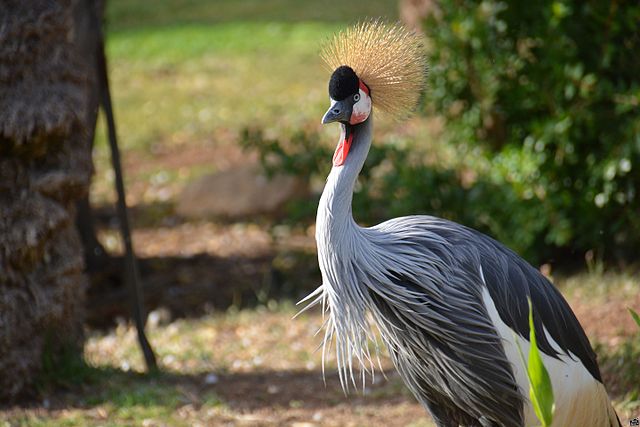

{"left": 7, "top": 365, "right": 409, "bottom": 413}
{"left": 86, "top": 249, "right": 320, "bottom": 328}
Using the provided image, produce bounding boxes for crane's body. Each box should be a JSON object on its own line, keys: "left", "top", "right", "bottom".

{"left": 314, "top": 114, "right": 619, "bottom": 426}
{"left": 306, "top": 21, "right": 620, "bottom": 427}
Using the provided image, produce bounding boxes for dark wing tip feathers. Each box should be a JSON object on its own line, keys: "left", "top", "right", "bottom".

{"left": 329, "top": 65, "right": 359, "bottom": 100}
{"left": 470, "top": 229, "right": 603, "bottom": 382}
{"left": 406, "top": 217, "right": 602, "bottom": 383}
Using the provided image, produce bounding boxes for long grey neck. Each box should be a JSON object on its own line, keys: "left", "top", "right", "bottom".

{"left": 316, "top": 115, "right": 373, "bottom": 244}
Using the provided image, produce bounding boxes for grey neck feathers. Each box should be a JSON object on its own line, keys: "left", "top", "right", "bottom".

{"left": 314, "top": 114, "right": 378, "bottom": 391}
{"left": 316, "top": 115, "right": 373, "bottom": 244}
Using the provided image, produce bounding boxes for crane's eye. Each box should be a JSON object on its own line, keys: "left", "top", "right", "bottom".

{"left": 353, "top": 93, "right": 360, "bottom": 102}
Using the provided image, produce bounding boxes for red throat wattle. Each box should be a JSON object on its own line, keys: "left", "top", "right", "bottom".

{"left": 332, "top": 131, "right": 353, "bottom": 167}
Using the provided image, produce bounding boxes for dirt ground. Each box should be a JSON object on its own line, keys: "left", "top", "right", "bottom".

{"left": 3, "top": 289, "right": 638, "bottom": 427}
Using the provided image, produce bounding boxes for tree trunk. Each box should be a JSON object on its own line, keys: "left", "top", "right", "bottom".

{"left": 0, "top": 0, "right": 98, "bottom": 401}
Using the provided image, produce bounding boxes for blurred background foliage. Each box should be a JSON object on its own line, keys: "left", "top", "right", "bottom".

{"left": 246, "top": 0, "right": 640, "bottom": 265}
{"left": 424, "top": 0, "right": 640, "bottom": 263}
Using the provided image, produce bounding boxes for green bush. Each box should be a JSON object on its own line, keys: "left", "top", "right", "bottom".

{"left": 423, "top": 0, "right": 640, "bottom": 262}
{"left": 242, "top": 126, "right": 491, "bottom": 232}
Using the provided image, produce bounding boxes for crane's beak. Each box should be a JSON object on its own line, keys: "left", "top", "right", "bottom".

{"left": 322, "top": 100, "right": 351, "bottom": 124}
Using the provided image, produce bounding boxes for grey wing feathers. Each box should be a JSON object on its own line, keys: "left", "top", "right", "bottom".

{"left": 393, "top": 215, "right": 602, "bottom": 382}
{"left": 364, "top": 215, "right": 610, "bottom": 427}
{"left": 368, "top": 273, "right": 524, "bottom": 426}
{"left": 368, "top": 218, "right": 526, "bottom": 425}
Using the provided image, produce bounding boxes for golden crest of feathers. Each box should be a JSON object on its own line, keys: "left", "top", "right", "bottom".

{"left": 321, "top": 20, "right": 426, "bottom": 119}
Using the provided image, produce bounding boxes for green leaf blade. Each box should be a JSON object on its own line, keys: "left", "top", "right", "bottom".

{"left": 526, "top": 298, "right": 555, "bottom": 427}
{"left": 629, "top": 307, "right": 640, "bottom": 329}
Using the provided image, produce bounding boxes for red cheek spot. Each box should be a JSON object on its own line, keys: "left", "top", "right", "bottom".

{"left": 350, "top": 112, "right": 368, "bottom": 125}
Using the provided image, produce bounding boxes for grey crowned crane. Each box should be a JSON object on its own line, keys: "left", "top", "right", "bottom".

{"left": 301, "top": 21, "right": 621, "bottom": 427}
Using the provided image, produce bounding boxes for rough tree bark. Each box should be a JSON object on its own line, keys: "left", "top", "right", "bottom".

{"left": 0, "top": 0, "right": 99, "bottom": 400}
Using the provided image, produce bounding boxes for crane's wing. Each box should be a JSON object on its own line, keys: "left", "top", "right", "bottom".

{"left": 366, "top": 218, "right": 526, "bottom": 425}
{"left": 369, "top": 216, "right": 606, "bottom": 426}
{"left": 413, "top": 217, "right": 601, "bottom": 382}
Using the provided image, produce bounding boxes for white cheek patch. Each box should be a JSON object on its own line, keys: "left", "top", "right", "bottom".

{"left": 350, "top": 89, "right": 371, "bottom": 125}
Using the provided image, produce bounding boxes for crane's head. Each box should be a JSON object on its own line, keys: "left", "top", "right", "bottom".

{"left": 320, "top": 21, "right": 426, "bottom": 125}
{"left": 322, "top": 65, "right": 372, "bottom": 125}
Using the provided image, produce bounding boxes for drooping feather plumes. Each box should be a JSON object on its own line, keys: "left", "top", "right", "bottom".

{"left": 321, "top": 21, "right": 426, "bottom": 119}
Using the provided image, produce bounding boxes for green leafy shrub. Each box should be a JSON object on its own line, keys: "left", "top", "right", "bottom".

{"left": 241, "top": 126, "right": 480, "bottom": 228}
{"left": 422, "top": 0, "right": 640, "bottom": 261}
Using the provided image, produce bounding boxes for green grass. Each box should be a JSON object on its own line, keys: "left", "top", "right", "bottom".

{"left": 90, "top": 0, "right": 431, "bottom": 214}
{"left": 99, "top": 0, "right": 398, "bottom": 151}
{"left": 92, "top": 1, "right": 399, "bottom": 206}
{"left": 11, "top": 368, "right": 225, "bottom": 427}
{"left": 102, "top": 23, "right": 332, "bottom": 153}
{"left": 106, "top": 0, "right": 398, "bottom": 31}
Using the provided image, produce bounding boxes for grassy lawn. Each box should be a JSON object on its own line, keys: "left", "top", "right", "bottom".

{"left": 93, "top": 0, "right": 446, "bottom": 210}
{"left": 106, "top": 0, "right": 399, "bottom": 30}
{"left": 103, "top": 23, "right": 331, "bottom": 150}
{"left": 92, "top": 0, "right": 405, "bottom": 205}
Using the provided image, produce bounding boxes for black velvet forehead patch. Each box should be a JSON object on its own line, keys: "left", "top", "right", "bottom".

{"left": 328, "top": 66, "right": 359, "bottom": 100}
